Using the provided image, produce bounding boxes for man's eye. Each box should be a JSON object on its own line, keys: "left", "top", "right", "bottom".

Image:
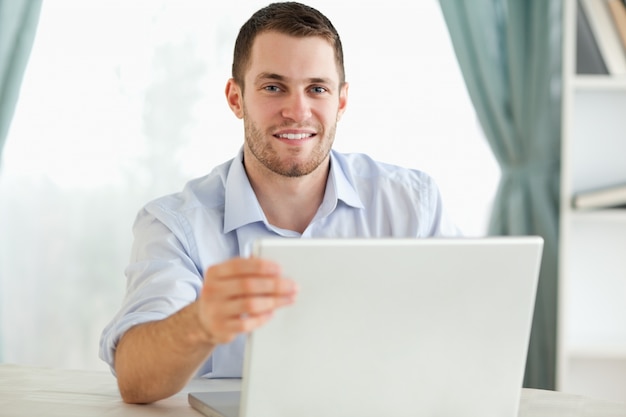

{"left": 264, "top": 85, "right": 281, "bottom": 92}
{"left": 311, "top": 86, "right": 327, "bottom": 94}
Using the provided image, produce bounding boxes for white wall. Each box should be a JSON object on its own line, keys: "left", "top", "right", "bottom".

{"left": 0, "top": 0, "right": 499, "bottom": 370}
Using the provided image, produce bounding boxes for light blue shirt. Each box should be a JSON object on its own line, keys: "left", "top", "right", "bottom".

{"left": 99, "top": 149, "right": 460, "bottom": 378}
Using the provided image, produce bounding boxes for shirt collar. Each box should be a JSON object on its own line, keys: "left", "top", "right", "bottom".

{"left": 223, "top": 150, "right": 266, "bottom": 234}
{"left": 327, "top": 150, "right": 364, "bottom": 210}
{"left": 223, "top": 149, "right": 364, "bottom": 234}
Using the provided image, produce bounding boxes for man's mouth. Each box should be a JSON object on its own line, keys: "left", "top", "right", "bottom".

{"left": 275, "top": 132, "right": 315, "bottom": 140}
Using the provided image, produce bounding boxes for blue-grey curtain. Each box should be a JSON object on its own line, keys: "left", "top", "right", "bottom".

{"left": 0, "top": 0, "right": 42, "bottom": 362}
{"left": 439, "top": 0, "right": 562, "bottom": 389}
{"left": 0, "top": 0, "right": 42, "bottom": 162}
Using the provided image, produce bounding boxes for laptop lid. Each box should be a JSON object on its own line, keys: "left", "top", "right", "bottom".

{"left": 190, "top": 237, "right": 543, "bottom": 417}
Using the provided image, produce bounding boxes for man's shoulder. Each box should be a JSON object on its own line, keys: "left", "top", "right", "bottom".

{"left": 144, "top": 158, "right": 233, "bottom": 217}
{"left": 332, "top": 151, "right": 435, "bottom": 186}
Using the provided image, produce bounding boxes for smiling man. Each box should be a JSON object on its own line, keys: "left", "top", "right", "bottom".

{"left": 227, "top": 29, "right": 347, "bottom": 233}
{"left": 99, "top": 2, "right": 460, "bottom": 404}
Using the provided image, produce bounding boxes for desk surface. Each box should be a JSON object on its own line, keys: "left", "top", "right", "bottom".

{"left": 1, "top": 363, "right": 625, "bottom": 416}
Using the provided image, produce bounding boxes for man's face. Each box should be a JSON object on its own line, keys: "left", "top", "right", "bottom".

{"left": 229, "top": 31, "right": 348, "bottom": 178}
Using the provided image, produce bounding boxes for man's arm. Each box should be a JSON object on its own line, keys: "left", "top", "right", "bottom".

{"left": 114, "top": 257, "right": 298, "bottom": 404}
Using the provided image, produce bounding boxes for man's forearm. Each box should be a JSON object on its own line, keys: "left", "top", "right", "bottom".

{"left": 114, "top": 301, "right": 214, "bottom": 404}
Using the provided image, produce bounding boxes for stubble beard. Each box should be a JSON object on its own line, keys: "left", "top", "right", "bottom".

{"left": 243, "top": 111, "right": 336, "bottom": 178}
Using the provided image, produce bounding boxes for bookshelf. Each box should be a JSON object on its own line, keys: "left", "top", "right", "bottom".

{"left": 558, "top": 0, "right": 626, "bottom": 403}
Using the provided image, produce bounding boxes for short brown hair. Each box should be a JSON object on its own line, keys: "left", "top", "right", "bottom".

{"left": 232, "top": 2, "right": 345, "bottom": 90}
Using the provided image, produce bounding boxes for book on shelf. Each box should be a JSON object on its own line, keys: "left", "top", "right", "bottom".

{"left": 572, "top": 183, "right": 626, "bottom": 210}
{"left": 577, "top": 0, "right": 609, "bottom": 74}
{"left": 580, "top": 0, "right": 626, "bottom": 74}
{"left": 608, "top": 0, "right": 626, "bottom": 50}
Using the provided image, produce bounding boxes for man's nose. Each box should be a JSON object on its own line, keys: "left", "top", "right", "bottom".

{"left": 281, "top": 92, "right": 312, "bottom": 122}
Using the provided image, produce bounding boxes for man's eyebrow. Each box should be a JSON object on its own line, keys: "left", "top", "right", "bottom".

{"left": 255, "top": 72, "right": 334, "bottom": 85}
{"left": 256, "top": 72, "right": 285, "bottom": 82}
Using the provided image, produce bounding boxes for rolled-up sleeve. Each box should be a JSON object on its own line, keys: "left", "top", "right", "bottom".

{"left": 98, "top": 204, "right": 203, "bottom": 374}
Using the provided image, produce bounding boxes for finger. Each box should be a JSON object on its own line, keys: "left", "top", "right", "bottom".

{"left": 204, "top": 257, "right": 281, "bottom": 282}
{"left": 206, "top": 303, "right": 281, "bottom": 343}
{"left": 219, "top": 311, "right": 276, "bottom": 336}
{"left": 218, "top": 293, "right": 296, "bottom": 318}
{"left": 198, "top": 282, "right": 296, "bottom": 325}
{"left": 205, "top": 276, "right": 297, "bottom": 300}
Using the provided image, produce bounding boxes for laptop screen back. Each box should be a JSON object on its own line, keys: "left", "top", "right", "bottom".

{"left": 235, "top": 237, "right": 543, "bottom": 417}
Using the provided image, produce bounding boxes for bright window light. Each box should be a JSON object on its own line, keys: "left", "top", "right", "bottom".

{"left": 0, "top": 0, "right": 499, "bottom": 369}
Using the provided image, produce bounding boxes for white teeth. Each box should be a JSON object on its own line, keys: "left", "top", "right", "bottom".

{"left": 278, "top": 133, "right": 312, "bottom": 140}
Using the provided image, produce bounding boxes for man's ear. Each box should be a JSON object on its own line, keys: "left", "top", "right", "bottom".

{"left": 337, "top": 82, "right": 349, "bottom": 121}
{"left": 225, "top": 78, "right": 244, "bottom": 119}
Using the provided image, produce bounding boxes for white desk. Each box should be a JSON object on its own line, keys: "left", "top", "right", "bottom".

{"left": 0, "top": 364, "right": 237, "bottom": 416}
{"left": 1, "top": 363, "right": 625, "bottom": 416}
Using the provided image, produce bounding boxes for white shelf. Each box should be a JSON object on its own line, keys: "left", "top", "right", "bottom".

{"left": 568, "top": 209, "right": 626, "bottom": 222}
{"left": 567, "top": 343, "right": 626, "bottom": 359}
{"left": 558, "top": 0, "right": 626, "bottom": 401}
{"left": 572, "top": 75, "right": 626, "bottom": 90}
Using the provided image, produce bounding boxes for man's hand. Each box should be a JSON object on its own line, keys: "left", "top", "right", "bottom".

{"left": 197, "top": 257, "right": 298, "bottom": 345}
{"left": 115, "top": 257, "right": 297, "bottom": 404}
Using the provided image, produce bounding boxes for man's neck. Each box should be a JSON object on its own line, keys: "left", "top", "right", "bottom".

{"left": 244, "top": 156, "right": 330, "bottom": 234}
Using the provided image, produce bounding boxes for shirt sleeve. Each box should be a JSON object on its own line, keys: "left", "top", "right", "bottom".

{"left": 98, "top": 203, "right": 203, "bottom": 374}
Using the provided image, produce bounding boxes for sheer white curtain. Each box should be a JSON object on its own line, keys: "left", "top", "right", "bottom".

{"left": 0, "top": 0, "right": 499, "bottom": 370}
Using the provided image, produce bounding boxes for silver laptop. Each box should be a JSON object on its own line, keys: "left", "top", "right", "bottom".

{"left": 189, "top": 237, "right": 543, "bottom": 417}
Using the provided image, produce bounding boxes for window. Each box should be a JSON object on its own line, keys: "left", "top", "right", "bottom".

{"left": 0, "top": 0, "right": 499, "bottom": 370}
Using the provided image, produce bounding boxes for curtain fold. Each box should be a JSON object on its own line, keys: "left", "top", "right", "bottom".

{"left": 0, "top": 0, "right": 43, "bottom": 163}
{"left": 439, "top": 0, "right": 562, "bottom": 389}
